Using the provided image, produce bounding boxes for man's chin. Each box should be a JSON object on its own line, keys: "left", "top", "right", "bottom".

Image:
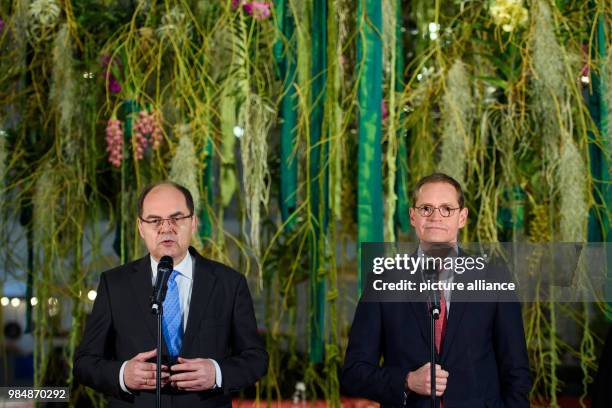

{"left": 420, "top": 236, "right": 454, "bottom": 245}
{"left": 152, "top": 247, "right": 178, "bottom": 260}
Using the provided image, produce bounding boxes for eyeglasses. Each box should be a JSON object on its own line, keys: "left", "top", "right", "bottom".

{"left": 139, "top": 214, "right": 193, "bottom": 229}
{"left": 413, "top": 205, "right": 461, "bottom": 217}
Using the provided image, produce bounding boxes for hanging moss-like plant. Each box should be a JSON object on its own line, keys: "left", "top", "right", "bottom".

{"left": 169, "top": 124, "right": 201, "bottom": 213}
{"left": 557, "top": 141, "right": 589, "bottom": 241}
{"left": 438, "top": 59, "right": 473, "bottom": 189}
{"left": 531, "top": 0, "right": 566, "bottom": 166}
{"left": 239, "top": 94, "right": 274, "bottom": 261}
{"left": 50, "top": 23, "right": 76, "bottom": 158}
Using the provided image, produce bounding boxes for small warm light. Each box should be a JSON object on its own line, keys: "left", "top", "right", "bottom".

{"left": 233, "top": 126, "right": 244, "bottom": 138}
{"left": 1, "top": 297, "right": 9, "bottom": 306}
{"left": 87, "top": 290, "right": 97, "bottom": 301}
{"left": 10, "top": 298, "right": 20, "bottom": 307}
{"left": 580, "top": 75, "right": 590, "bottom": 84}
{"left": 30, "top": 297, "right": 38, "bottom": 306}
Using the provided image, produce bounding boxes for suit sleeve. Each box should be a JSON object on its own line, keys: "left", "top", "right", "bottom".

{"left": 493, "top": 288, "right": 531, "bottom": 407}
{"left": 219, "top": 274, "right": 268, "bottom": 394}
{"left": 73, "top": 272, "right": 126, "bottom": 399}
{"left": 341, "top": 301, "right": 406, "bottom": 405}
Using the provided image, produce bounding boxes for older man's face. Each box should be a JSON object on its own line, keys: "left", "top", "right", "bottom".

{"left": 137, "top": 184, "right": 197, "bottom": 264}
{"left": 409, "top": 182, "right": 468, "bottom": 245}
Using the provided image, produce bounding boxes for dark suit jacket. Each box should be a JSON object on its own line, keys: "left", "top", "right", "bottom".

{"left": 73, "top": 247, "right": 268, "bottom": 407}
{"left": 591, "top": 325, "right": 612, "bottom": 408}
{"left": 341, "top": 253, "right": 531, "bottom": 408}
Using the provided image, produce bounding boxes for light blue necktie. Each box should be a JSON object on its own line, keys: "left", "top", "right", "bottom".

{"left": 162, "top": 270, "right": 183, "bottom": 359}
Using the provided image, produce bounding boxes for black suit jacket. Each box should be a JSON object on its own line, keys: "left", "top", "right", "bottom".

{"left": 341, "top": 253, "right": 531, "bottom": 408}
{"left": 74, "top": 247, "right": 268, "bottom": 407}
{"left": 591, "top": 325, "right": 612, "bottom": 408}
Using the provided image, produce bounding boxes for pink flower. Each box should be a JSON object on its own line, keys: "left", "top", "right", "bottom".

{"left": 108, "top": 76, "right": 121, "bottom": 94}
{"left": 231, "top": 0, "right": 241, "bottom": 9}
{"left": 243, "top": 2, "right": 271, "bottom": 20}
{"left": 101, "top": 54, "right": 123, "bottom": 95}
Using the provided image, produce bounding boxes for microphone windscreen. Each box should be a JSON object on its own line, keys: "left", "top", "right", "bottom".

{"left": 159, "top": 255, "right": 173, "bottom": 271}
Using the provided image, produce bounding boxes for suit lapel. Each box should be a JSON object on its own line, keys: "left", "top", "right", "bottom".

{"left": 440, "top": 301, "right": 467, "bottom": 363}
{"left": 440, "top": 248, "right": 471, "bottom": 363}
{"left": 410, "top": 250, "right": 430, "bottom": 345}
{"left": 408, "top": 301, "right": 429, "bottom": 345}
{"left": 180, "top": 247, "right": 217, "bottom": 355}
{"left": 129, "top": 256, "right": 158, "bottom": 344}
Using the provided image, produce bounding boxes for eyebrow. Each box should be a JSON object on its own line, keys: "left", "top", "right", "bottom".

{"left": 416, "top": 202, "right": 458, "bottom": 207}
{"left": 143, "top": 211, "right": 186, "bottom": 220}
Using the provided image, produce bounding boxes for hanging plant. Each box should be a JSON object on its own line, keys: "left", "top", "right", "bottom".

{"left": 105, "top": 117, "right": 124, "bottom": 168}
{"left": 27, "top": 0, "right": 61, "bottom": 42}
{"left": 132, "top": 110, "right": 163, "bottom": 160}
{"left": 438, "top": 59, "right": 473, "bottom": 189}
{"left": 105, "top": 109, "right": 162, "bottom": 167}
{"left": 156, "top": 5, "right": 193, "bottom": 39}
{"left": 489, "top": 0, "right": 529, "bottom": 33}
{"left": 169, "top": 124, "right": 201, "bottom": 214}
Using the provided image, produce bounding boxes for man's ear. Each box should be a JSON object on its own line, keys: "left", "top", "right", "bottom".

{"left": 191, "top": 214, "right": 199, "bottom": 233}
{"left": 137, "top": 218, "right": 145, "bottom": 239}
{"left": 458, "top": 207, "right": 468, "bottom": 228}
{"left": 409, "top": 207, "right": 416, "bottom": 227}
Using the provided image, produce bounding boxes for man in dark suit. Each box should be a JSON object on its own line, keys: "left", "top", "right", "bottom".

{"left": 74, "top": 181, "right": 268, "bottom": 407}
{"left": 341, "top": 173, "right": 531, "bottom": 407}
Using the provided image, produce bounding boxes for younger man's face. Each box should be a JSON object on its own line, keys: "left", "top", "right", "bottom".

{"left": 409, "top": 182, "right": 468, "bottom": 245}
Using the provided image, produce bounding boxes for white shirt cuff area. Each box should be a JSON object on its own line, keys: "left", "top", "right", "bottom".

{"left": 210, "top": 359, "right": 222, "bottom": 388}
{"left": 119, "top": 360, "right": 131, "bottom": 394}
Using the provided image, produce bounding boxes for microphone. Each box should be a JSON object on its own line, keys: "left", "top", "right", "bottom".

{"left": 424, "top": 267, "right": 441, "bottom": 320}
{"left": 150, "top": 255, "right": 174, "bottom": 313}
{"left": 422, "top": 242, "right": 454, "bottom": 319}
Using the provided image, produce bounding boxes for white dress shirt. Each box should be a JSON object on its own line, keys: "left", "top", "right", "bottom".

{"left": 119, "top": 253, "right": 222, "bottom": 393}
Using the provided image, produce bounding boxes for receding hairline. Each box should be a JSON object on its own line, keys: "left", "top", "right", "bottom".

{"left": 414, "top": 181, "right": 461, "bottom": 205}
{"left": 137, "top": 181, "right": 195, "bottom": 217}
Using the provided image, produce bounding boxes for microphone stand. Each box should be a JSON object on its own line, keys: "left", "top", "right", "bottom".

{"left": 150, "top": 256, "right": 173, "bottom": 408}
{"left": 151, "top": 302, "right": 163, "bottom": 408}
{"left": 429, "top": 300, "right": 440, "bottom": 408}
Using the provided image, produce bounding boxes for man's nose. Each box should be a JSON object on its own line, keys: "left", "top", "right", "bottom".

{"left": 158, "top": 220, "right": 175, "bottom": 232}
{"left": 429, "top": 209, "right": 444, "bottom": 221}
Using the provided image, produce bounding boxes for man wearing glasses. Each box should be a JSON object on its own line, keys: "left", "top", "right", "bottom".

{"left": 74, "top": 181, "right": 268, "bottom": 407}
{"left": 341, "top": 173, "right": 530, "bottom": 407}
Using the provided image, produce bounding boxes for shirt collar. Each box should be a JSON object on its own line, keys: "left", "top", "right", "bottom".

{"left": 150, "top": 253, "right": 193, "bottom": 281}
{"left": 417, "top": 242, "right": 459, "bottom": 258}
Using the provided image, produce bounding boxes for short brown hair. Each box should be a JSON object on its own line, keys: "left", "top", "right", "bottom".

{"left": 137, "top": 181, "right": 195, "bottom": 217}
{"left": 411, "top": 173, "right": 465, "bottom": 208}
